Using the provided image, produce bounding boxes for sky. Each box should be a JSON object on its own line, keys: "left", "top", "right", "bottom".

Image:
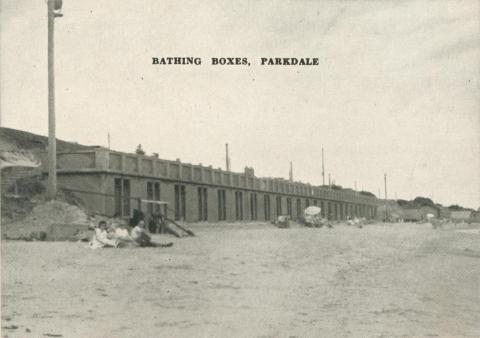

{"left": 1, "top": 0, "right": 479, "bottom": 209}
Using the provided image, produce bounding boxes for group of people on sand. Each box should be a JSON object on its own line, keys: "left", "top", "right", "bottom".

{"left": 89, "top": 219, "right": 173, "bottom": 249}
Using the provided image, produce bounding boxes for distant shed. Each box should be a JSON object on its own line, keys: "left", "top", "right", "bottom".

{"left": 403, "top": 205, "right": 439, "bottom": 222}
{"left": 450, "top": 210, "right": 473, "bottom": 223}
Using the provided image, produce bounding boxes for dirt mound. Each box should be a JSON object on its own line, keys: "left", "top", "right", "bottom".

{"left": 29, "top": 200, "right": 88, "bottom": 225}
{"left": 2, "top": 200, "right": 89, "bottom": 240}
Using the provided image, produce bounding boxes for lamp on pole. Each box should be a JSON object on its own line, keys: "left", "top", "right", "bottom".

{"left": 46, "top": 0, "right": 63, "bottom": 199}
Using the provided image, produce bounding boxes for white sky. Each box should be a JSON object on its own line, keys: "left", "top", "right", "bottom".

{"left": 1, "top": 0, "right": 479, "bottom": 208}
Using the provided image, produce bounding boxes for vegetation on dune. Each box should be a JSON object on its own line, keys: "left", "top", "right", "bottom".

{"left": 394, "top": 196, "right": 475, "bottom": 212}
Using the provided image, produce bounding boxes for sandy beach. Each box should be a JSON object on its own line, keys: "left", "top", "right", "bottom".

{"left": 2, "top": 223, "right": 479, "bottom": 338}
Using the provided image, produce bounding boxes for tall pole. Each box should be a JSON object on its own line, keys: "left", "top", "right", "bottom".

{"left": 384, "top": 173, "right": 388, "bottom": 221}
{"left": 289, "top": 161, "right": 293, "bottom": 181}
{"left": 225, "top": 143, "right": 230, "bottom": 171}
{"left": 47, "top": 0, "right": 57, "bottom": 199}
{"left": 321, "top": 147, "right": 325, "bottom": 185}
{"left": 384, "top": 173, "right": 387, "bottom": 200}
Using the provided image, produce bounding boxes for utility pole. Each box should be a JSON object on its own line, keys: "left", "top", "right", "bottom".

{"left": 321, "top": 147, "right": 325, "bottom": 185}
{"left": 384, "top": 173, "right": 388, "bottom": 222}
{"left": 225, "top": 143, "right": 230, "bottom": 171}
{"left": 46, "top": 0, "right": 63, "bottom": 199}
{"left": 384, "top": 173, "right": 387, "bottom": 200}
{"left": 289, "top": 161, "right": 293, "bottom": 181}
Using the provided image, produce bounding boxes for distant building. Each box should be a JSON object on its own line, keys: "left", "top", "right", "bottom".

{"left": 438, "top": 206, "right": 451, "bottom": 219}
{"left": 402, "top": 205, "right": 439, "bottom": 222}
{"left": 450, "top": 210, "right": 472, "bottom": 223}
{"left": 471, "top": 211, "right": 480, "bottom": 223}
{"left": 35, "top": 147, "right": 378, "bottom": 223}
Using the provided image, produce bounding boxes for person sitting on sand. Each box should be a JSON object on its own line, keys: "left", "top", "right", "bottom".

{"left": 131, "top": 220, "right": 173, "bottom": 248}
{"left": 105, "top": 222, "right": 135, "bottom": 247}
{"left": 131, "top": 220, "right": 152, "bottom": 246}
{"left": 90, "top": 221, "right": 119, "bottom": 249}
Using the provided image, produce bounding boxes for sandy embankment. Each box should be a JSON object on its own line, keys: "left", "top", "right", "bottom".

{"left": 2, "top": 223, "right": 480, "bottom": 337}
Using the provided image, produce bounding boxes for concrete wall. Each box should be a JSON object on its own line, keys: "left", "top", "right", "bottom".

{"left": 57, "top": 152, "right": 95, "bottom": 170}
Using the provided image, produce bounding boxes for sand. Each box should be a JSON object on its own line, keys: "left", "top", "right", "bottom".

{"left": 2, "top": 223, "right": 480, "bottom": 337}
